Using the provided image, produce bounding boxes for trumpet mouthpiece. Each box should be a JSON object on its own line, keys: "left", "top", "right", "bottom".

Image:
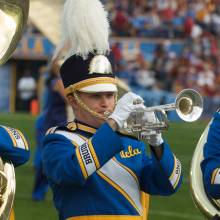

{"left": 104, "top": 111, "right": 111, "bottom": 118}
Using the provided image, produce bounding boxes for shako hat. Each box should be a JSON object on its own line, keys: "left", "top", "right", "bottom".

{"left": 60, "top": 54, "right": 117, "bottom": 94}
{"left": 58, "top": 0, "right": 117, "bottom": 95}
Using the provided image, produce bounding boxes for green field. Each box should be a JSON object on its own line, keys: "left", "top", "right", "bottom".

{"left": 0, "top": 113, "right": 209, "bottom": 220}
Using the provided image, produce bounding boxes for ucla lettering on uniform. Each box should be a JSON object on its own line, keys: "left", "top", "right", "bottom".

{"left": 120, "top": 146, "right": 141, "bottom": 159}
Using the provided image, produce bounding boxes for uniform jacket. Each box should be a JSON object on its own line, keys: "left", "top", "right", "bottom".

{"left": 42, "top": 120, "right": 182, "bottom": 220}
{"left": 201, "top": 111, "right": 220, "bottom": 199}
{"left": 0, "top": 125, "right": 30, "bottom": 167}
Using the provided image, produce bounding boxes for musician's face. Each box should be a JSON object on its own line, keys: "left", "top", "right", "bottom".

{"left": 69, "top": 91, "right": 116, "bottom": 128}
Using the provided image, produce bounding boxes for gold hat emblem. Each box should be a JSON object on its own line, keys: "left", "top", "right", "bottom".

{"left": 89, "top": 55, "right": 113, "bottom": 74}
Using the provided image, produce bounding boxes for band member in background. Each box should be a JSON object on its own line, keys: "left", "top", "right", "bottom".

{"left": 201, "top": 111, "right": 220, "bottom": 199}
{"left": 42, "top": 0, "right": 182, "bottom": 219}
{"left": 32, "top": 59, "right": 68, "bottom": 201}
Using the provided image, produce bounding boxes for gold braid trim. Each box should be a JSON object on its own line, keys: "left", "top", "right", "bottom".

{"left": 65, "top": 77, "right": 117, "bottom": 95}
{"left": 73, "top": 92, "right": 118, "bottom": 120}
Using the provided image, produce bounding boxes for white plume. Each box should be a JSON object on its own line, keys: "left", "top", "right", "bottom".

{"left": 58, "top": 0, "right": 110, "bottom": 60}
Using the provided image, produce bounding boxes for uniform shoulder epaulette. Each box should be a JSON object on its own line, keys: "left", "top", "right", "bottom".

{"left": 116, "top": 129, "right": 138, "bottom": 140}
{"left": 46, "top": 122, "right": 77, "bottom": 135}
{"left": 46, "top": 126, "right": 59, "bottom": 135}
{"left": 66, "top": 122, "right": 77, "bottom": 131}
{"left": 46, "top": 126, "right": 68, "bottom": 135}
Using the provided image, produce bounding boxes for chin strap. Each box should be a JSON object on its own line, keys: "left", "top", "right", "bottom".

{"left": 73, "top": 91, "right": 118, "bottom": 120}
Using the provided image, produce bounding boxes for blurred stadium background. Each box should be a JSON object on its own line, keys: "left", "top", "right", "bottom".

{"left": 1, "top": 0, "right": 220, "bottom": 219}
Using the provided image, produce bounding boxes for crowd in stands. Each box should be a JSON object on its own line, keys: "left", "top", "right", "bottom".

{"left": 103, "top": 0, "right": 220, "bottom": 101}
{"left": 112, "top": 35, "right": 220, "bottom": 97}
{"left": 105, "top": 0, "right": 220, "bottom": 39}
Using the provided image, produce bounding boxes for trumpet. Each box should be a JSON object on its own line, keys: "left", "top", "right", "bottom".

{"left": 123, "top": 89, "right": 203, "bottom": 139}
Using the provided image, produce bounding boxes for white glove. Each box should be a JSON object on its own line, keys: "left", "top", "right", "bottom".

{"left": 148, "top": 133, "right": 163, "bottom": 147}
{"left": 109, "top": 92, "right": 145, "bottom": 129}
{"left": 142, "top": 112, "right": 164, "bottom": 147}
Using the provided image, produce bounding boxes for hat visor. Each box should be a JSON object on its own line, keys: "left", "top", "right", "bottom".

{"left": 79, "top": 83, "right": 118, "bottom": 93}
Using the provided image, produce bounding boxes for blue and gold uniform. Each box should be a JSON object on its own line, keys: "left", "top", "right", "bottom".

{"left": 0, "top": 125, "right": 29, "bottom": 166}
{"left": 0, "top": 125, "right": 30, "bottom": 220}
{"left": 42, "top": 121, "right": 182, "bottom": 220}
{"left": 201, "top": 111, "right": 220, "bottom": 199}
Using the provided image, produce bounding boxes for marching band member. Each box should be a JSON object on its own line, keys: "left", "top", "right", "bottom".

{"left": 32, "top": 59, "right": 68, "bottom": 201}
{"left": 0, "top": 125, "right": 30, "bottom": 220}
{"left": 201, "top": 111, "right": 220, "bottom": 199}
{"left": 0, "top": 1, "right": 30, "bottom": 218}
{"left": 42, "top": 0, "right": 182, "bottom": 219}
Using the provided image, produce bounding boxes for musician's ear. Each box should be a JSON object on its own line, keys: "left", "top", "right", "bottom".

{"left": 67, "top": 94, "right": 77, "bottom": 109}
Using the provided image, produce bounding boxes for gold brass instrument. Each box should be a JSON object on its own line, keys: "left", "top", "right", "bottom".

{"left": 0, "top": 158, "right": 15, "bottom": 220}
{"left": 190, "top": 120, "right": 220, "bottom": 219}
{"left": 0, "top": 0, "right": 29, "bottom": 64}
{"left": 124, "top": 89, "right": 203, "bottom": 139}
{"left": 0, "top": 0, "right": 29, "bottom": 218}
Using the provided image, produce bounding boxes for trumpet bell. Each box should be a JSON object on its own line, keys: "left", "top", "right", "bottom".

{"left": 175, "top": 89, "right": 203, "bottom": 122}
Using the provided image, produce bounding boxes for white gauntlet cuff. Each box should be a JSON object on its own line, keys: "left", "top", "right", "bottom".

{"left": 148, "top": 133, "right": 164, "bottom": 147}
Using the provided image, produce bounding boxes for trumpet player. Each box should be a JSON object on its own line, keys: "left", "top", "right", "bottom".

{"left": 201, "top": 111, "right": 220, "bottom": 200}
{"left": 42, "top": 56, "right": 183, "bottom": 220}
{"left": 42, "top": 0, "right": 182, "bottom": 219}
